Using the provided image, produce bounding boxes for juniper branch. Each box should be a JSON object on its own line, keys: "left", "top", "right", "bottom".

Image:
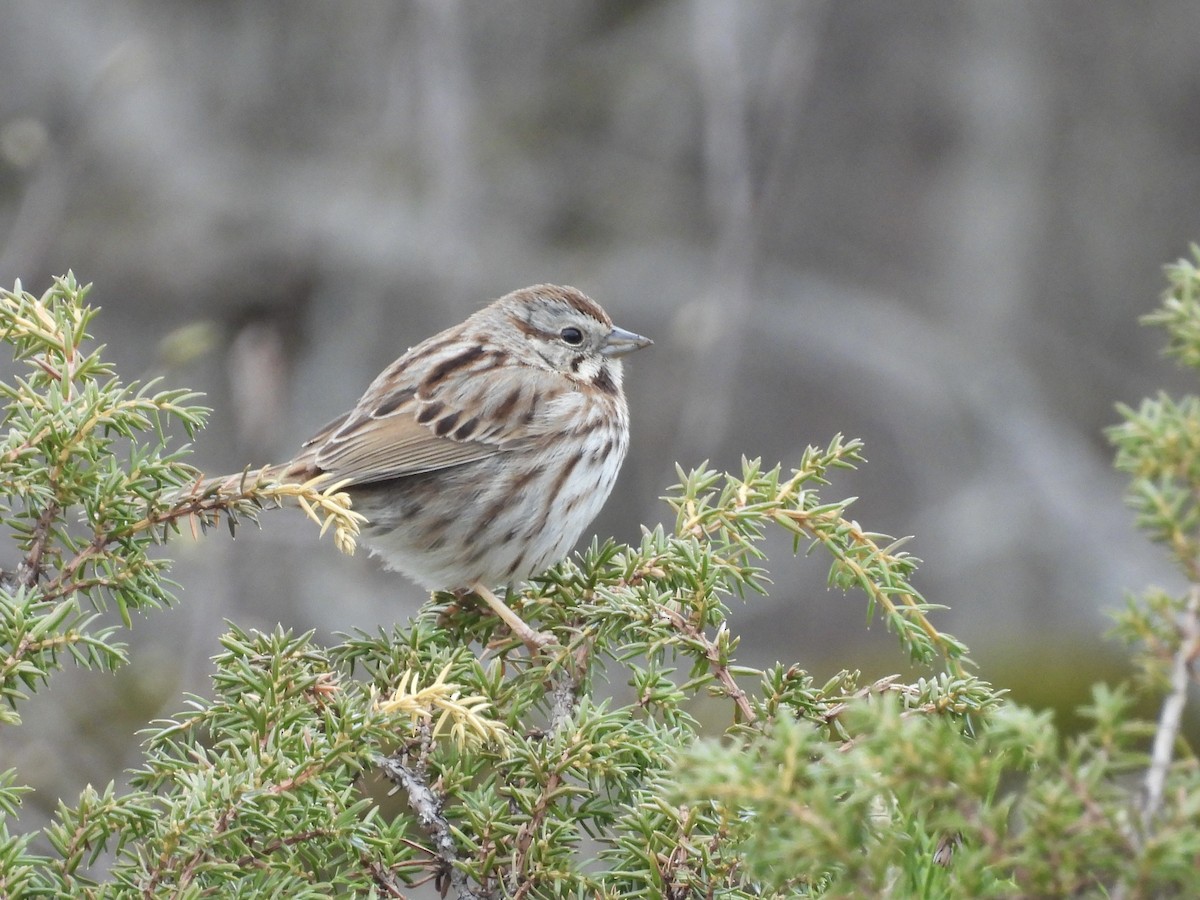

{"left": 377, "top": 753, "right": 487, "bottom": 900}
{"left": 16, "top": 498, "right": 58, "bottom": 588}
{"left": 658, "top": 604, "right": 756, "bottom": 724}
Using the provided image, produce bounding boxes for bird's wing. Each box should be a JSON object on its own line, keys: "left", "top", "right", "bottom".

{"left": 301, "top": 346, "right": 563, "bottom": 486}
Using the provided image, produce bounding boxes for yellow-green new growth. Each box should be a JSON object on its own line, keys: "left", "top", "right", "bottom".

{"left": 375, "top": 660, "right": 508, "bottom": 748}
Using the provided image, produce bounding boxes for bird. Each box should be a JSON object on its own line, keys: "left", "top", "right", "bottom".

{"left": 204, "top": 284, "right": 651, "bottom": 649}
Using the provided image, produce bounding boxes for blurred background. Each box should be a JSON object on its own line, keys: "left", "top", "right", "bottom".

{"left": 3, "top": 0, "right": 1200, "bottom": 814}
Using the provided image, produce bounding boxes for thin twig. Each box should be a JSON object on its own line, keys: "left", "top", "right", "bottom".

{"left": 233, "top": 829, "right": 334, "bottom": 869}
{"left": 1142, "top": 584, "right": 1200, "bottom": 832}
{"left": 507, "top": 768, "right": 561, "bottom": 899}
{"left": 143, "top": 806, "right": 237, "bottom": 899}
{"left": 0, "top": 633, "right": 86, "bottom": 688}
{"left": 363, "top": 854, "right": 411, "bottom": 899}
{"left": 779, "top": 506, "right": 960, "bottom": 673}
{"left": 17, "top": 498, "right": 60, "bottom": 587}
{"left": 658, "top": 605, "right": 757, "bottom": 724}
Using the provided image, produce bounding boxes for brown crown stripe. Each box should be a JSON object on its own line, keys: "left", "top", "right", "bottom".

{"left": 545, "top": 286, "right": 612, "bottom": 326}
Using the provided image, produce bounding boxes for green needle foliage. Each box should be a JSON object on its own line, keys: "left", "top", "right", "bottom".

{"left": 0, "top": 274, "right": 207, "bottom": 722}
{"left": 0, "top": 266, "right": 1198, "bottom": 898}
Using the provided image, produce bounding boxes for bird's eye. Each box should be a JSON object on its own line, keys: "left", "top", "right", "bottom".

{"left": 560, "top": 326, "right": 584, "bottom": 346}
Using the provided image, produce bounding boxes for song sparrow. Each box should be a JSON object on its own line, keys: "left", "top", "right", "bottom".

{"left": 214, "top": 284, "right": 650, "bottom": 647}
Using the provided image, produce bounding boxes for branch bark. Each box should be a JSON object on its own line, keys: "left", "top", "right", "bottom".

{"left": 1141, "top": 584, "right": 1200, "bottom": 832}
{"left": 376, "top": 753, "right": 488, "bottom": 900}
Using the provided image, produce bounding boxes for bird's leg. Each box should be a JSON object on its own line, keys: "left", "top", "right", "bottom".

{"left": 470, "top": 582, "right": 556, "bottom": 651}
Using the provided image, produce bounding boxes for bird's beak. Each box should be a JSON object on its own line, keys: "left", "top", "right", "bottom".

{"left": 601, "top": 325, "right": 653, "bottom": 358}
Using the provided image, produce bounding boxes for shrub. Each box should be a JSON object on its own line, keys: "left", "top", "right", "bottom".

{"left": 1, "top": 265, "right": 1197, "bottom": 898}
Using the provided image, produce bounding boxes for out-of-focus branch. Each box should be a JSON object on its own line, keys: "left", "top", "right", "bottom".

{"left": 1141, "top": 584, "right": 1200, "bottom": 832}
